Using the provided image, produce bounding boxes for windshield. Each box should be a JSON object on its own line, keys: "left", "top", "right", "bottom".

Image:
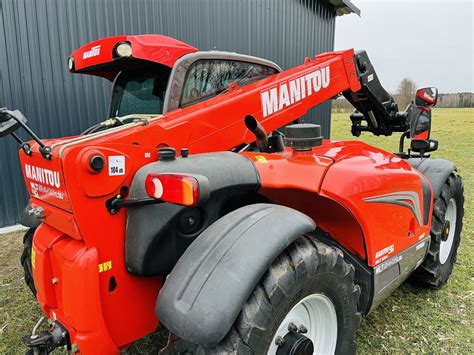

{"left": 109, "top": 65, "right": 171, "bottom": 117}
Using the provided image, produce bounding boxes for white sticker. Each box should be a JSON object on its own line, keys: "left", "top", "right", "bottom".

{"left": 367, "top": 74, "right": 374, "bottom": 82}
{"left": 375, "top": 244, "right": 394, "bottom": 259}
{"left": 108, "top": 156, "right": 125, "bottom": 176}
{"left": 416, "top": 241, "right": 426, "bottom": 251}
{"left": 375, "top": 255, "right": 402, "bottom": 275}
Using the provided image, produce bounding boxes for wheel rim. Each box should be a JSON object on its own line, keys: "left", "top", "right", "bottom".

{"left": 268, "top": 293, "right": 338, "bottom": 355}
{"left": 440, "top": 198, "right": 457, "bottom": 265}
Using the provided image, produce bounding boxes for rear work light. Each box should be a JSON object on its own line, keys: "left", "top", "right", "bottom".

{"left": 115, "top": 42, "right": 132, "bottom": 57}
{"left": 145, "top": 174, "right": 200, "bottom": 206}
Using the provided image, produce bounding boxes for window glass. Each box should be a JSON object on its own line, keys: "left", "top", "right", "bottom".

{"left": 180, "top": 60, "right": 278, "bottom": 107}
{"left": 110, "top": 66, "right": 171, "bottom": 117}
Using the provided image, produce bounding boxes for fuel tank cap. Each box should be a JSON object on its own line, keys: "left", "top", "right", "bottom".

{"left": 284, "top": 123, "right": 323, "bottom": 150}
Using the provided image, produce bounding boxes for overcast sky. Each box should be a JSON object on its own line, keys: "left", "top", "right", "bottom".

{"left": 335, "top": 0, "right": 473, "bottom": 94}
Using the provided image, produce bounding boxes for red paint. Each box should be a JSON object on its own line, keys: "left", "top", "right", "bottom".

{"left": 244, "top": 141, "right": 432, "bottom": 265}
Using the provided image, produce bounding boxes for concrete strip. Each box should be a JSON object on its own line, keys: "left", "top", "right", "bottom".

{"left": 0, "top": 224, "right": 28, "bottom": 235}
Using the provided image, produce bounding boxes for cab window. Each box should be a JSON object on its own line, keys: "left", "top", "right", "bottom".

{"left": 110, "top": 65, "right": 171, "bottom": 117}
{"left": 180, "top": 59, "right": 278, "bottom": 107}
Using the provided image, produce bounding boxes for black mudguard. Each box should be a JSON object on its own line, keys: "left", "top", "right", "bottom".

{"left": 126, "top": 152, "right": 262, "bottom": 276}
{"left": 156, "top": 203, "right": 315, "bottom": 347}
{"left": 407, "top": 158, "right": 456, "bottom": 197}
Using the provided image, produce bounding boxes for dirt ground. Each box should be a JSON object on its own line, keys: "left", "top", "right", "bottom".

{"left": 1, "top": 108, "right": 473, "bottom": 353}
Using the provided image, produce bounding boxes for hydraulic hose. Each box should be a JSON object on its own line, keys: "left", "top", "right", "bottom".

{"left": 80, "top": 118, "right": 124, "bottom": 135}
{"left": 81, "top": 123, "right": 104, "bottom": 135}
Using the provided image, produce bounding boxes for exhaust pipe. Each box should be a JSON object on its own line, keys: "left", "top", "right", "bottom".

{"left": 244, "top": 115, "right": 268, "bottom": 152}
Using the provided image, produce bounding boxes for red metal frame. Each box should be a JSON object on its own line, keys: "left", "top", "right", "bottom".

{"left": 17, "top": 35, "right": 433, "bottom": 353}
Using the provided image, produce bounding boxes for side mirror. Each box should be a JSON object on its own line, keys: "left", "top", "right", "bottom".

{"left": 415, "top": 87, "right": 438, "bottom": 107}
{"left": 409, "top": 105, "right": 431, "bottom": 140}
{"left": 0, "top": 108, "right": 27, "bottom": 138}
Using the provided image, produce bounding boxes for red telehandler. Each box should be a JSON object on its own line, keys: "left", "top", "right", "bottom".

{"left": 0, "top": 35, "right": 464, "bottom": 354}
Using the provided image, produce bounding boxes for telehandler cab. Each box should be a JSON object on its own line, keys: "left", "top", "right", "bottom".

{"left": 0, "top": 35, "right": 464, "bottom": 354}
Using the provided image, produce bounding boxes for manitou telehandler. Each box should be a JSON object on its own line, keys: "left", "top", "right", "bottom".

{"left": 0, "top": 35, "right": 464, "bottom": 354}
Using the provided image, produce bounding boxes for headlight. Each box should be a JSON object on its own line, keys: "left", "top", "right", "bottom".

{"left": 115, "top": 43, "right": 132, "bottom": 58}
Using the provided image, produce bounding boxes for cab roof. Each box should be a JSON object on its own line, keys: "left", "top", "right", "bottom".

{"left": 68, "top": 34, "right": 198, "bottom": 81}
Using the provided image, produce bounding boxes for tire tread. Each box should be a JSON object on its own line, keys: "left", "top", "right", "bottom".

{"left": 20, "top": 228, "right": 36, "bottom": 296}
{"left": 198, "top": 236, "right": 361, "bottom": 354}
{"left": 410, "top": 173, "right": 464, "bottom": 289}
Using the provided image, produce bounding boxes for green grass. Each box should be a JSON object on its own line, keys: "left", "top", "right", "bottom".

{"left": 1, "top": 108, "right": 473, "bottom": 353}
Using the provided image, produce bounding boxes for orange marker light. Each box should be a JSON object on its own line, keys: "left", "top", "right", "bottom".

{"left": 145, "top": 174, "right": 200, "bottom": 206}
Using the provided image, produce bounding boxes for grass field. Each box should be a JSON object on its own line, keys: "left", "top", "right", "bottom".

{"left": 1, "top": 108, "right": 473, "bottom": 353}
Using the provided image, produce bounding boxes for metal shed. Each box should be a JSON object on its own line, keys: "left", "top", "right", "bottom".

{"left": 0, "top": 0, "right": 359, "bottom": 227}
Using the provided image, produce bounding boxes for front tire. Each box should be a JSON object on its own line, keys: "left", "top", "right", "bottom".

{"left": 410, "top": 173, "right": 464, "bottom": 289}
{"left": 196, "top": 236, "right": 361, "bottom": 354}
{"left": 20, "top": 228, "right": 37, "bottom": 296}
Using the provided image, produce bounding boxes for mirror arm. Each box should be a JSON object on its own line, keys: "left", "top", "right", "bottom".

{"left": 9, "top": 114, "right": 51, "bottom": 159}
{"left": 398, "top": 130, "right": 410, "bottom": 154}
{"left": 10, "top": 132, "right": 32, "bottom": 156}
{"left": 10, "top": 132, "right": 23, "bottom": 144}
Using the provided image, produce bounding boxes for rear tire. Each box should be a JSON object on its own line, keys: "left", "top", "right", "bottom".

{"left": 175, "top": 236, "right": 361, "bottom": 354}
{"left": 20, "top": 228, "right": 37, "bottom": 296}
{"left": 410, "top": 173, "right": 464, "bottom": 289}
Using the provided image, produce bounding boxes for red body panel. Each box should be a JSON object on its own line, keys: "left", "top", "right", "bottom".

{"left": 21, "top": 157, "right": 72, "bottom": 212}
{"left": 33, "top": 224, "right": 121, "bottom": 353}
{"left": 317, "top": 140, "right": 432, "bottom": 266}
{"left": 245, "top": 141, "right": 433, "bottom": 266}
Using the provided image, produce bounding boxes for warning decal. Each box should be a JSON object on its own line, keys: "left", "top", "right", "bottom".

{"left": 108, "top": 156, "right": 125, "bottom": 176}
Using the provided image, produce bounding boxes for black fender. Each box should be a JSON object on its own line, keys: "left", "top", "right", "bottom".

{"left": 155, "top": 203, "right": 316, "bottom": 347}
{"left": 407, "top": 158, "right": 456, "bottom": 198}
{"left": 19, "top": 205, "right": 41, "bottom": 228}
{"left": 125, "top": 152, "right": 263, "bottom": 276}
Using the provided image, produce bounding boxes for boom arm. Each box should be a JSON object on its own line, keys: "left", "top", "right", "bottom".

{"left": 214, "top": 48, "right": 407, "bottom": 143}
{"left": 235, "top": 49, "right": 363, "bottom": 145}
{"left": 342, "top": 51, "right": 409, "bottom": 136}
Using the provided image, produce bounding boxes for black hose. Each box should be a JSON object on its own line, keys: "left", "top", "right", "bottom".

{"left": 81, "top": 117, "right": 126, "bottom": 135}
{"left": 87, "top": 124, "right": 106, "bottom": 135}
{"left": 81, "top": 123, "right": 103, "bottom": 135}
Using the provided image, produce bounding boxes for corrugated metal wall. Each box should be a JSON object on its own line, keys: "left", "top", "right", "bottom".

{"left": 0, "top": 0, "right": 336, "bottom": 227}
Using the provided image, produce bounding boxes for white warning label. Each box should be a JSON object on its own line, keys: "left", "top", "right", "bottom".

{"left": 108, "top": 156, "right": 125, "bottom": 176}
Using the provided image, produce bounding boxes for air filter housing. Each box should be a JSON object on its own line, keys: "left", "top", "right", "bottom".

{"left": 284, "top": 123, "right": 323, "bottom": 150}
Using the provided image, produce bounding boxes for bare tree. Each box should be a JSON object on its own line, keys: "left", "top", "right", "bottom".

{"left": 331, "top": 96, "right": 353, "bottom": 112}
{"left": 395, "top": 78, "right": 417, "bottom": 109}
